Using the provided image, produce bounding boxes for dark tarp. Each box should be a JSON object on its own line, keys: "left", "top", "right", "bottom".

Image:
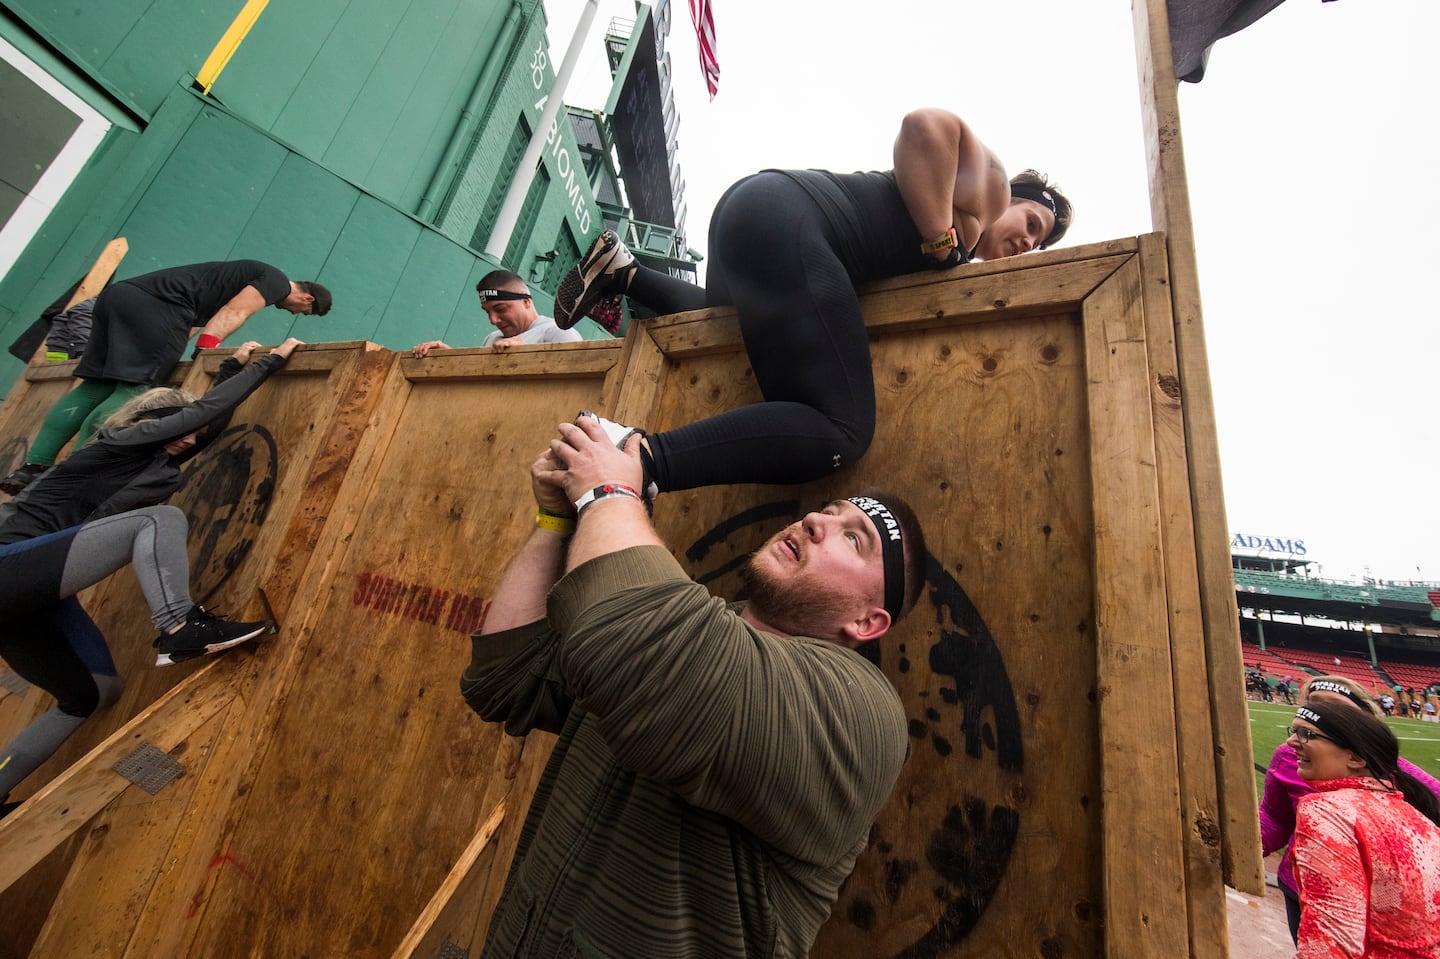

{"left": 1168, "top": 0, "right": 1335, "bottom": 83}
{"left": 7, "top": 276, "right": 88, "bottom": 361}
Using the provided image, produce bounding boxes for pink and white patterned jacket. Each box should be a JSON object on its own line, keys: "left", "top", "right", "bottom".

{"left": 1293, "top": 776, "right": 1440, "bottom": 958}
{"left": 1259, "top": 743, "right": 1440, "bottom": 896}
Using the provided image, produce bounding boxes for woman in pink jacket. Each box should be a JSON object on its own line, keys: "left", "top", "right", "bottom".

{"left": 1288, "top": 700, "right": 1440, "bottom": 958}
{"left": 1259, "top": 676, "right": 1440, "bottom": 942}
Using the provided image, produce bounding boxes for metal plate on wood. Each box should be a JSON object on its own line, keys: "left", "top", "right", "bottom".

{"left": 0, "top": 670, "right": 31, "bottom": 695}
{"left": 112, "top": 741, "right": 184, "bottom": 795}
{"left": 435, "top": 944, "right": 468, "bottom": 959}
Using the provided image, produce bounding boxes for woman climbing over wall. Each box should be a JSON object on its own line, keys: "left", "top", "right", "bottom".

{"left": 550, "top": 107, "right": 1073, "bottom": 501}
{"left": 0, "top": 337, "right": 301, "bottom": 815}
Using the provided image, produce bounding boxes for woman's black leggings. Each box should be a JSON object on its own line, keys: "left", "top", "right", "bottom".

{"left": 629, "top": 172, "right": 876, "bottom": 492}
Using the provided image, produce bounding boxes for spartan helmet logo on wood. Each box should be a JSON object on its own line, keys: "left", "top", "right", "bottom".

{"left": 829, "top": 555, "right": 1026, "bottom": 958}
{"left": 177, "top": 423, "right": 279, "bottom": 604}
{"left": 681, "top": 499, "right": 1026, "bottom": 957}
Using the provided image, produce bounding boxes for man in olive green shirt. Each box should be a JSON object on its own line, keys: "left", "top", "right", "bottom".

{"left": 461, "top": 416, "right": 927, "bottom": 957}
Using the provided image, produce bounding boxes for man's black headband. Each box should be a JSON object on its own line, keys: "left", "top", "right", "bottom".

{"left": 847, "top": 496, "right": 905, "bottom": 620}
{"left": 478, "top": 289, "right": 530, "bottom": 304}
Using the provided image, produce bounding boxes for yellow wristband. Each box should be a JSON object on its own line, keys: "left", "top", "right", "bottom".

{"left": 919, "top": 227, "right": 958, "bottom": 255}
{"left": 535, "top": 511, "right": 576, "bottom": 535}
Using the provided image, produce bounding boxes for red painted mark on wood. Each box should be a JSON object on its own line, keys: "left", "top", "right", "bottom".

{"left": 186, "top": 854, "right": 259, "bottom": 919}
{"left": 353, "top": 572, "right": 489, "bottom": 634}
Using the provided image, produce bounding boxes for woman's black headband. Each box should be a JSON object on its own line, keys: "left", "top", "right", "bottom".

{"left": 1306, "top": 680, "right": 1369, "bottom": 711}
{"left": 136, "top": 406, "right": 187, "bottom": 421}
{"left": 1009, "top": 182, "right": 1058, "bottom": 217}
{"left": 1009, "top": 182, "right": 1065, "bottom": 248}
{"left": 1293, "top": 706, "right": 1341, "bottom": 742}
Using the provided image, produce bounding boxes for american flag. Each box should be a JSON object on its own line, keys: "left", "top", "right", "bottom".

{"left": 688, "top": 0, "right": 720, "bottom": 99}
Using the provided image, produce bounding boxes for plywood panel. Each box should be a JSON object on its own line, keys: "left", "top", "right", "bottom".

{"left": 17, "top": 345, "right": 382, "bottom": 789}
{"left": 619, "top": 269, "right": 1107, "bottom": 958}
{"left": 0, "top": 238, "right": 1247, "bottom": 957}
{"left": 166, "top": 342, "right": 626, "bottom": 957}
{"left": 27, "top": 699, "right": 240, "bottom": 958}
{"left": 0, "top": 658, "right": 241, "bottom": 895}
{"left": 389, "top": 800, "right": 507, "bottom": 959}
{"left": 0, "top": 344, "right": 390, "bottom": 950}
{"left": 623, "top": 240, "right": 1225, "bottom": 957}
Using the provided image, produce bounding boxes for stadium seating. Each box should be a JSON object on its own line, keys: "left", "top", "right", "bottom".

{"left": 1378, "top": 661, "right": 1440, "bottom": 692}
{"left": 1238, "top": 642, "right": 1299, "bottom": 679}
{"left": 1268, "top": 648, "right": 1388, "bottom": 693}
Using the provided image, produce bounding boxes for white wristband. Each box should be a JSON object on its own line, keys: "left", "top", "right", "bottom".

{"left": 572, "top": 483, "right": 643, "bottom": 515}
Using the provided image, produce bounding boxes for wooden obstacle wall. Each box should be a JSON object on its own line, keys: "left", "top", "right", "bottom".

{"left": 0, "top": 237, "right": 1258, "bottom": 959}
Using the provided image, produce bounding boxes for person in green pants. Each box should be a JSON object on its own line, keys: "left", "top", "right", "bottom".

{"left": 1, "top": 259, "right": 330, "bottom": 495}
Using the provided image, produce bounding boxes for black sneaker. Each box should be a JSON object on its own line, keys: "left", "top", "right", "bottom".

{"left": 0, "top": 463, "right": 47, "bottom": 496}
{"left": 153, "top": 606, "right": 269, "bottom": 666}
{"left": 575, "top": 410, "right": 658, "bottom": 506}
{"left": 555, "top": 230, "right": 636, "bottom": 329}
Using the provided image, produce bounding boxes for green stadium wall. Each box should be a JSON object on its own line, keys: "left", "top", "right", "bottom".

{"left": 0, "top": 0, "right": 613, "bottom": 394}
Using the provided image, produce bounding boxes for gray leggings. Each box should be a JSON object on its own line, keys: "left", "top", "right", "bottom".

{"left": 0, "top": 505, "right": 194, "bottom": 631}
{"left": 63, "top": 507, "right": 194, "bottom": 630}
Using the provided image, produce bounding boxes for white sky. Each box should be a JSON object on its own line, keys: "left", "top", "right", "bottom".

{"left": 546, "top": 0, "right": 1439, "bottom": 582}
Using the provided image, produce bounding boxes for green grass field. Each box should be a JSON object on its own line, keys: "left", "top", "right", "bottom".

{"left": 1248, "top": 700, "right": 1440, "bottom": 796}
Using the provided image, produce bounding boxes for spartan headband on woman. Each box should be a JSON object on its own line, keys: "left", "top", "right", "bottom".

{"left": 1307, "top": 680, "right": 1370, "bottom": 710}
{"left": 847, "top": 495, "right": 905, "bottom": 620}
{"left": 478, "top": 289, "right": 531, "bottom": 304}
{"left": 1008, "top": 182, "right": 1058, "bottom": 217}
{"left": 136, "top": 406, "right": 188, "bottom": 421}
{"left": 1293, "top": 706, "right": 1342, "bottom": 742}
{"left": 1007, "top": 182, "right": 1065, "bottom": 249}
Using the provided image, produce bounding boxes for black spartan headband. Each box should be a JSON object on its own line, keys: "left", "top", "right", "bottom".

{"left": 1293, "top": 706, "right": 1339, "bottom": 741}
{"left": 847, "top": 496, "right": 905, "bottom": 621}
{"left": 478, "top": 289, "right": 531, "bottom": 304}
{"left": 1009, "top": 182, "right": 1057, "bottom": 217}
{"left": 1306, "top": 680, "right": 1370, "bottom": 710}
{"left": 1008, "top": 182, "right": 1064, "bottom": 248}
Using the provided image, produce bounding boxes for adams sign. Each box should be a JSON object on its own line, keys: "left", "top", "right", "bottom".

{"left": 1231, "top": 533, "right": 1307, "bottom": 557}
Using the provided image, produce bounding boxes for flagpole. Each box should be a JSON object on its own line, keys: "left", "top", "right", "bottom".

{"left": 485, "top": 0, "right": 601, "bottom": 260}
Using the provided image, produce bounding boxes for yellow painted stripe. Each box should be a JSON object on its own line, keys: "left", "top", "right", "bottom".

{"left": 195, "top": 0, "right": 271, "bottom": 95}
